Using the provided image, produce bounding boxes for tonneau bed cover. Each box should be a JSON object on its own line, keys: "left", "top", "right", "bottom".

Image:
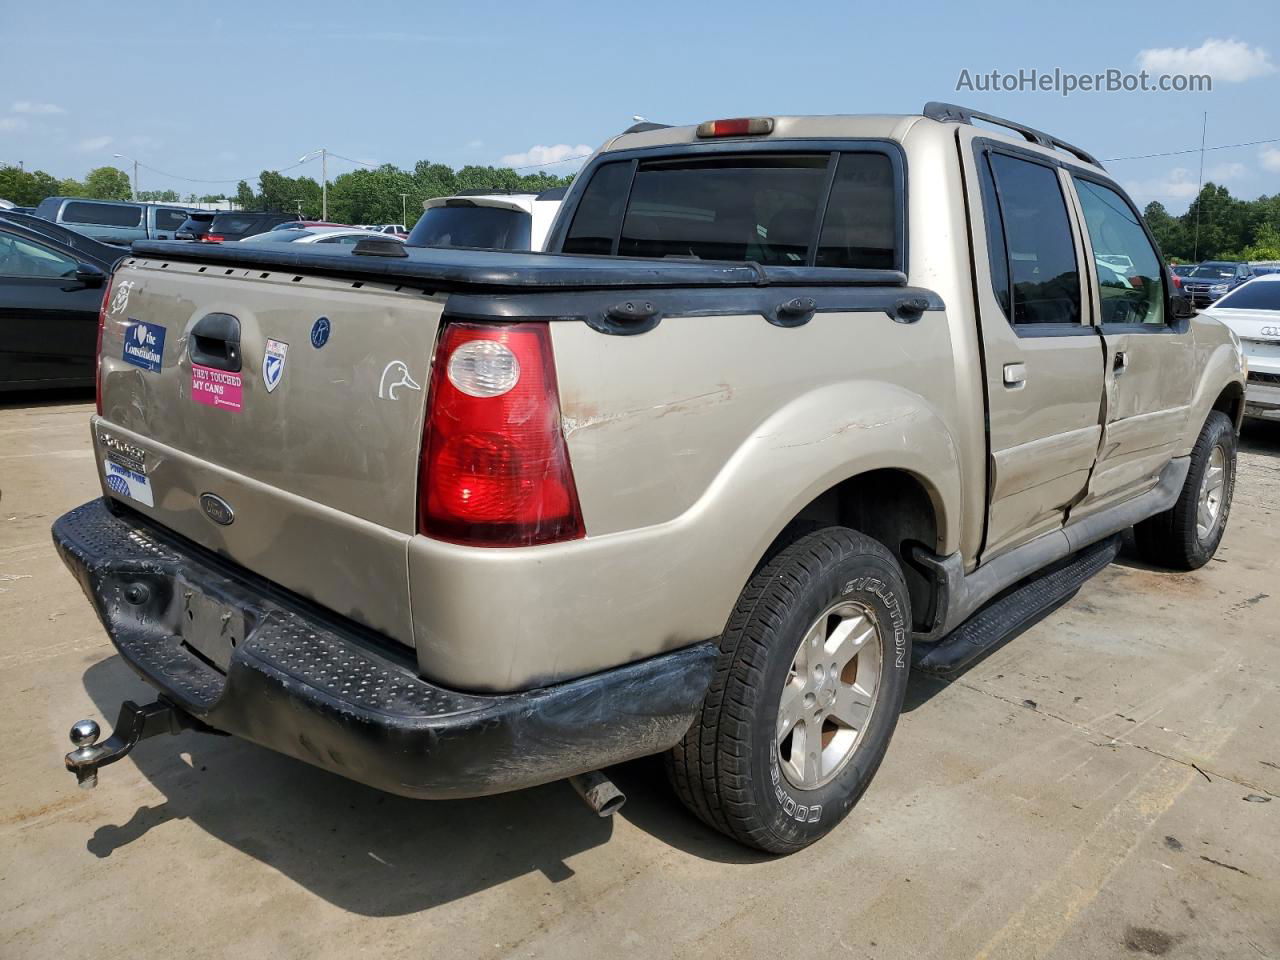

{"left": 129, "top": 239, "right": 907, "bottom": 292}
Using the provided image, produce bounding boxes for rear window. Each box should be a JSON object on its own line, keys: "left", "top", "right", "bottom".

{"left": 62, "top": 201, "right": 142, "bottom": 228}
{"left": 210, "top": 213, "right": 279, "bottom": 236}
{"left": 407, "top": 205, "right": 533, "bottom": 250}
{"left": 562, "top": 151, "right": 899, "bottom": 268}
{"left": 1215, "top": 280, "right": 1280, "bottom": 311}
{"left": 1190, "top": 263, "right": 1236, "bottom": 279}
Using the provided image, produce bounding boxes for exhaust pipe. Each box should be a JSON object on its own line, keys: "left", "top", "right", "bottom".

{"left": 569, "top": 771, "right": 626, "bottom": 817}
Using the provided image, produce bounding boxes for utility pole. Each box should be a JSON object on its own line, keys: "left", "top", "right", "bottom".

{"left": 298, "top": 149, "right": 329, "bottom": 220}
{"left": 399, "top": 192, "right": 409, "bottom": 225}
{"left": 113, "top": 153, "right": 139, "bottom": 201}
{"left": 1193, "top": 112, "right": 1207, "bottom": 262}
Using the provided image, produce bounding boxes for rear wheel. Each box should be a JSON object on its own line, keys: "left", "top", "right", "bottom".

{"left": 1134, "top": 411, "right": 1236, "bottom": 570}
{"left": 666, "top": 527, "right": 911, "bottom": 853}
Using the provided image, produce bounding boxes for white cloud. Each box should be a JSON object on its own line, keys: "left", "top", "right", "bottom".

{"left": 1206, "top": 161, "right": 1246, "bottom": 181}
{"left": 1136, "top": 38, "right": 1275, "bottom": 84}
{"left": 76, "top": 135, "right": 113, "bottom": 152}
{"left": 0, "top": 117, "right": 28, "bottom": 133}
{"left": 1260, "top": 147, "right": 1280, "bottom": 173}
{"left": 1123, "top": 167, "right": 1201, "bottom": 205}
{"left": 498, "top": 143, "right": 593, "bottom": 169}
{"left": 11, "top": 100, "right": 65, "bottom": 115}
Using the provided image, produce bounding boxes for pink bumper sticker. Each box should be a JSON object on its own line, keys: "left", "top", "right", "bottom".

{"left": 191, "top": 363, "right": 243, "bottom": 411}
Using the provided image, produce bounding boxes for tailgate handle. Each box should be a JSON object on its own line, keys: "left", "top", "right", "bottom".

{"left": 189, "top": 312, "right": 242, "bottom": 372}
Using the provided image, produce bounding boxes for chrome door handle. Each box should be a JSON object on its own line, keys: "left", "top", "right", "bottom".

{"left": 1003, "top": 362, "right": 1027, "bottom": 387}
{"left": 1113, "top": 350, "right": 1128, "bottom": 376}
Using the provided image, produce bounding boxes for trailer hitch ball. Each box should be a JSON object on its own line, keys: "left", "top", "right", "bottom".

{"left": 67, "top": 719, "right": 103, "bottom": 788}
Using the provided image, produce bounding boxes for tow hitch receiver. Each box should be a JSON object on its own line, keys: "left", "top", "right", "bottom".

{"left": 64, "top": 699, "right": 204, "bottom": 788}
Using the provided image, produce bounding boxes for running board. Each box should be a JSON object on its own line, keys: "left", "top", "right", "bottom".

{"left": 912, "top": 535, "right": 1121, "bottom": 677}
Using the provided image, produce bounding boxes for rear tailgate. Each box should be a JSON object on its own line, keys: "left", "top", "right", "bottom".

{"left": 95, "top": 254, "right": 446, "bottom": 646}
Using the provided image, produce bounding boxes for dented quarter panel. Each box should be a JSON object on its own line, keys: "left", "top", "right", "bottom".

{"left": 410, "top": 311, "right": 966, "bottom": 691}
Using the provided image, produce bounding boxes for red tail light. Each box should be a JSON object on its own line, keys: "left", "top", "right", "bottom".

{"left": 1171, "top": 273, "right": 1182, "bottom": 290}
{"left": 95, "top": 275, "right": 114, "bottom": 415}
{"left": 419, "top": 321, "right": 584, "bottom": 546}
{"left": 203, "top": 234, "right": 224, "bottom": 243}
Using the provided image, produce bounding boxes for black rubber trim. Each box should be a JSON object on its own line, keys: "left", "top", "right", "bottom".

{"left": 913, "top": 535, "right": 1120, "bottom": 676}
{"left": 128, "top": 240, "right": 906, "bottom": 293}
{"left": 52, "top": 498, "right": 716, "bottom": 799}
{"left": 444, "top": 285, "right": 945, "bottom": 335}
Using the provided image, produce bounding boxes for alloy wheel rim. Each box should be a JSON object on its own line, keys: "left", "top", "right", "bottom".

{"left": 1196, "top": 445, "right": 1227, "bottom": 541}
{"left": 776, "top": 600, "right": 883, "bottom": 790}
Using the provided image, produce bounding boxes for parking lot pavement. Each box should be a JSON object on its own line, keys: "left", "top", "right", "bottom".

{"left": 1, "top": 394, "right": 1277, "bottom": 960}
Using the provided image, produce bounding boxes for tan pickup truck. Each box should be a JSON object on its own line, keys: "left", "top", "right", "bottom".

{"left": 56, "top": 103, "right": 1245, "bottom": 853}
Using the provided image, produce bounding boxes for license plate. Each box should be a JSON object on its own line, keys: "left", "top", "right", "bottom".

{"left": 1244, "top": 340, "right": 1280, "bottom": 360}
{"left": 179, "top": 580, "right": 246, "bottom": 672}
{"left": 103, "top": 460, "right": 154, "bottom": 507}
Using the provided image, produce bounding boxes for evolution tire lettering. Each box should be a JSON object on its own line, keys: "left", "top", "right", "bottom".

{"left": 842, "top": 575, "right": 908, "bottom": 668}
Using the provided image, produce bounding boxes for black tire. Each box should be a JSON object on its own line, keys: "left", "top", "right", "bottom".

{"left": 666, "top": 527, "right": 911, "bottom": 854}
{"left": 1134, "top": 411, "right": 1237, "bottom": 571}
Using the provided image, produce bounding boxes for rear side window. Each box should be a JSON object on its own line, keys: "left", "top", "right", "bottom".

{"left": 154, "top": 209, "right": 189, "bottom": 231}
{"left": 983, "top": 152, "right": 1081, "bottom": 325}
{"left": 562, "top": 151, "right": 900, "bottom": 268}
{"left": 62, "top": 201, "right": 142, "bottom": 228}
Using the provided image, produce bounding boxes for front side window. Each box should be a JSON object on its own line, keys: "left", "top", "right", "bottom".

{"left": 62, "top": 201, "right": 143, "bottom": 228}
{"left": 0, "top": 231, "right": 78, "bottom": 278}
{"left": 984, "top": 152, "right": 1081, "bottom": 325}
{"left": 562, "top": 150, "right": 901, "bottom": 268}
{"left": 1074, "top": 177, "right": 1165, "bottom": 325}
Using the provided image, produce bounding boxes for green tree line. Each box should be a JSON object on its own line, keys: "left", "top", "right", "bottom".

{"left": 1, "top": 160, "right": 572, "bottom": 227}
{"left": 1145, "top": 185, "right": 1280, "bottom": 262}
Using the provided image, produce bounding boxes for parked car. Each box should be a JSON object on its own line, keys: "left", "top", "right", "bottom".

{"left": 1170, "top": 264, "right": 1195, "bottom": 278}
{"left": 1202, "top": 274, "right": 1280, "bottom": 422}
{"left": 174, "top": 211, "right": 216, "bottom": 242}
{"left": 1181, "top": 260, "right": 1255, "bottom": 308}
{"left": 376, "top": 223, "right": 408, "bottom": 238}
{"left": 32, "top": 197, "right": 197, "bottom": 246}
{"left": 57, "top": 103, "right": 1244, "bottom": 855}
{"left": 0, "top": 213, "right": 126, "bottom": 391}
{"left": 200, "top": 211, "right": 300, "bottom": 243}
{"left": 408, "top": 187, "right": 565, "bottom": 251}
{"left": 268, "top": 220, "right": 351, "bottom": 232}
{"left": 240, "top": 227, "right": 396, "bottom": 245}
{"left": 1249, "top": 263, "right": 1280, "bottom": 276}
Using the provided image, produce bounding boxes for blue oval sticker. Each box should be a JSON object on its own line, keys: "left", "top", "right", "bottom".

{"left": 310, "top": 317, "right": 331, "bottom": 349}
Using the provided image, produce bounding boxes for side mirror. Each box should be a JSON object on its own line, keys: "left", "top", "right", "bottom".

{"left": 1170, "top": 292, "right": 1194, "bottom": 320}
{"left": 74, "top": 262, "right": 105, "bottom": 288}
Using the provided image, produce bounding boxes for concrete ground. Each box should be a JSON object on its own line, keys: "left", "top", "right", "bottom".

{"left": 1, "top": 393, "right": 1277, "bottom": 960}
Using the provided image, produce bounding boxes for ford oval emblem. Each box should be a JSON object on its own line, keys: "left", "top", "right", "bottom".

{"left": 200, "top": 493, "right": 235, "bottom": 526}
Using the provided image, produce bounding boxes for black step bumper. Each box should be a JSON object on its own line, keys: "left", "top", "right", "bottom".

{"left": 52, "top": 498, "right": 715, "bottom": 799}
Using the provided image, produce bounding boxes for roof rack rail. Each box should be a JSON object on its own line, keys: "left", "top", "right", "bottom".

{"left": 621, "top": 121, "right": 671, "bottom": 134}
{"left": 922, "top": 101, "right": 1103, "bottom": 168}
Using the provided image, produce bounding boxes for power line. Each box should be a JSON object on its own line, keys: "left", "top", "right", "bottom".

{"left": 1104, "top": 135, "right": 1280, "bottom": 163}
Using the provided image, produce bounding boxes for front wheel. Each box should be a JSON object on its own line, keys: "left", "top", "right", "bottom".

{"left": 666, "top": 527, "right": 911, "bottom": 854}
{"left": 1135, "top": 410, "right": 1237, "bottom": 570}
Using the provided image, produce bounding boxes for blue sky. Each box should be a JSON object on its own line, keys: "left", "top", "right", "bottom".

{"left": 2, "top": 0, "right": 1277, "bottom": 213}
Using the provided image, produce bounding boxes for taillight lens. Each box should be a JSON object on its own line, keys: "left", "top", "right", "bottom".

{"left": 203, "top": 234, "right": 224, "bottom": 243}
{"left": 95, "top": 275, "right": 114, "bottom": 415}
{"left": 695, "top": 117, "right": 775, "bottom": 138}
{"left": 419, "top": 321, "right": 585, "bottom": 546}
